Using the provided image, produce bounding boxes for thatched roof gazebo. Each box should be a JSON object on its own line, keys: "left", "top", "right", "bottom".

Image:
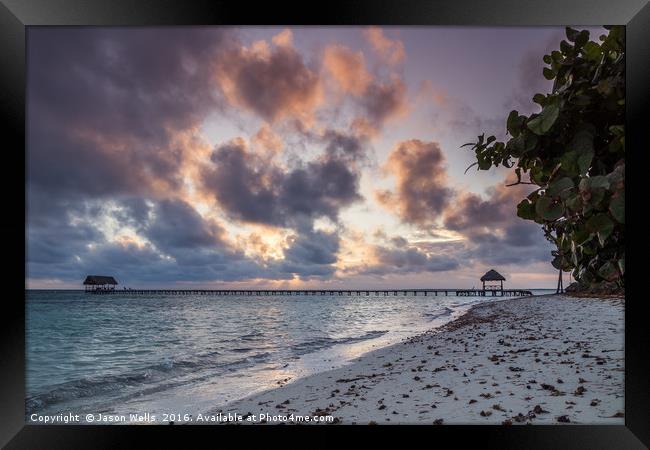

{"left": 83, "top": 275, "right": 118, "bottom": 292}
{"left": 480, "top": 269, "right": 506, "bottom": 291}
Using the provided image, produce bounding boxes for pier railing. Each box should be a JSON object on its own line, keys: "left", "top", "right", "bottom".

{"left": 86, "top": 288, "right": 533, "bottom": 297}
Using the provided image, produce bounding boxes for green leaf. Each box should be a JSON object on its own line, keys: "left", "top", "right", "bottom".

{"left": 547, "top": 177, "right": 574, "bottom": 197}
{"left": 586, "top": 214, "right": 614, "bottom": 245}
{"left": 535, "top": 197, "right": 564, "bottom": 221}
{"left": 560, "top": 40, "right": 572, "bottom": 54}
{"left": 533, "top": 93, "right": 546, "bottom": 105}
{"left": 565, "top": 194, "right": 582, "bottom": 212}
{"left": 609, "top": 191, "right": 624, "bottom": 223}
{"left": 565, "top": 27, "right": 580, "bottom": 42}
{"left": 597, "top": 261, "right": 619, "bottom": 282}
{"left": 527, "top": 103, "right": 560, "bottom": 135}
{"left": 588, "top": 176, "right": 610, "bottom": 190}
{"left": 572, "top": 228, "right": 591, "bottom": 245}
{"left": 506, "top": 111, "right": 523, "bottom": 137}
{"left": 577, "top": 150, "right": 594, "bottom": 175}
{"left": 575, "top": 30, "right": 590, "bottom": 48}
{"left": 516, "top": 199, "right": 536, "bottom": 220}
{"left": 582, "top": 41, "right": 601, "bottom": 61}
{"left": 543, "top": 67, "right": 555, "bottom": 80}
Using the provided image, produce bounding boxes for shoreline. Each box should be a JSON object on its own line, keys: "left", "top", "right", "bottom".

{"left": 210, "top": 294, "right": 624, "bottom": 425}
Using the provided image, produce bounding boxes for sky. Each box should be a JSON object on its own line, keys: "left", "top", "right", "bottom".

{"left": 26, "top": 26, "right": 603, "bottom": 289}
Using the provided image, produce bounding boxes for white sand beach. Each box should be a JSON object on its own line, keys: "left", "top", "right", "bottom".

{"left": 210, "top": 295, "right": 624, "bottom": 425}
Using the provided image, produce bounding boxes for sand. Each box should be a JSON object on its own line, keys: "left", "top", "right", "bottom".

{"left": 208, "top": 295, "right": 624, "bottom": 425}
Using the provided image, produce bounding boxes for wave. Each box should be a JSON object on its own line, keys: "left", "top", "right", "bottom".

{"left": 25, "top": 350, "right": 271, "bottom": 414}
{"left": 290, "top": 330, "right": 388, "bottom": 356}
{"left": 423, "top": 307, "right": 454, "bottom": 321}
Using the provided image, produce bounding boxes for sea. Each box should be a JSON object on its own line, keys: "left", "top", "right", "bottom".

{"left": 25, "top": 289, "right": 553, "bottom": 419}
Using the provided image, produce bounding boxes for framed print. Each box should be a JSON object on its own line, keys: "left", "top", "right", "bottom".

{"left": 2, "top": 0, "right": 648, "bottom": 448}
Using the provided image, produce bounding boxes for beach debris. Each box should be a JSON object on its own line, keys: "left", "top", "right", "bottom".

{"left": 511, "top": 413, "right": 528, "bottom": 423}
{"left": 533, "top": 405, "right": 548, "bottom": 414}
{"left": 480, "top": 410, "right": 492, "bottom": 417}
{"left": 590, "top": 399, "right": 601, "bottom": 406}
{"left": 610, "top": 411, "right": 624, "bottom": 418}
{"left": 574, "top": 386, "right": 587, "bottom": 396}
{"left": 556, "top": 415, "right": 571, "bottom": 423}
{"left": 378, "top": 405, "right": 386, "bottom": 410}
{"left": 492, "top": 404, "right": 505, "bottom": 412}
{"left": 502, "top": 419, "right": 513, "bottom": 426}
{"left": 468, "top": 399, "right": 477, "bottom": 404}
{"left": 433, "top": 419, "right": 444, "bottom": 425}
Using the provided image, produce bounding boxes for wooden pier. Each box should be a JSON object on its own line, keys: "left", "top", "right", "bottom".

{"left": 87, "top": 288, "right": 533, "bottom": 297}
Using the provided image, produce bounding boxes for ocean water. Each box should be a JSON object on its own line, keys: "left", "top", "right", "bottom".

{"left": 26, "top": 289, "right": 552, "bottom": 419}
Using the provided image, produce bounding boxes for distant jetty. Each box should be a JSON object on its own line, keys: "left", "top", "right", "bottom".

{"left": 82, "top": 269, "right": 532, "bottom": 297}
{"left": 85, "top": 288, "right": 533, "bottom": 297}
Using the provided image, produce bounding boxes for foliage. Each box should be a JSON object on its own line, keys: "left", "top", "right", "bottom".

{"left": 462, "top": 26, "right": 625, "bottom": 288}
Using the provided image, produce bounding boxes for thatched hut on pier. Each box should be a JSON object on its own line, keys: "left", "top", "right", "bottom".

{"left": 83, "top": 275, "right": 118, "bottom": 292}
{"left": 480, "top": 269, "right": 506, "bottom": 291}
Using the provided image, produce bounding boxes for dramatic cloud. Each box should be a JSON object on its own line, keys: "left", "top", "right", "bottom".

{"left": 275, "top": 227, "right": 341, "bottom": 278}
{"left": 27, "top": 28, "right": 229, "bottom": 198}
{"left": 363, "top": 27, "right": 406, "bottom": 65}
{"left": 202, "top": 138, "right": 362, "bottom": 227}
{"left": 216, "top": 36, "right": 323, "bottom": 124}
{"left": 26, "top": 27, "right": 566, "bottom": 288}
{"left": 377, "top": 140, "right": 454, "bottom": 225}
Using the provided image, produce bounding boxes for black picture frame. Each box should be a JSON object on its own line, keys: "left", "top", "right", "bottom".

{"left": 2, "top": 0, "right": 648, "bottom": 448}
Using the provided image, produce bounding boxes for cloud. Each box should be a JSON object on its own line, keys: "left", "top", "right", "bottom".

{"left": 274, "top": 227, "right": 341, "bottom": 278}
{"left": 443, "top": 183, "right": 553, "bottom": 266}
{"left": 377, "top": 140, "right": 454, "bottom": 225}
{"left": 359, "top": 76, "right": 408, "bottom": 131}
{"left": 27, "top": 28, "right": 229, "bottom": 198}
{"left": 321, "top": 43, "right": 407, "bottom": 135}
{"left": 202, "top": 138, "right": 362, "bottom": 227}
{"left": 323, "top": 44, "right": 373, "bottom": 95}
{"left": 349, "top": 236, "right": 460, "bottom": 277}
{"left": 363, "top": 27, "right": 406, "bottom": 65}
{"left": 216, "top": 37, "right": 323, "bottom": 124}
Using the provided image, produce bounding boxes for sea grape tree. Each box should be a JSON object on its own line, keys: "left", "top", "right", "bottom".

{"left": 462, "top": 26, "right": 625, "bottom": 288}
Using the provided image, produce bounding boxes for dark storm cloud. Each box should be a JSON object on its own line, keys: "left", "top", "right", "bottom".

{"left": 377, "top": 140, "right": 454, "bottom": 225}
{"left": 273, "top": 227, "right": 341, "bottom": 279}
{"left": 203, "top": 140, "right": 362, "bottom": 227}
{"left": 27, "top": 27, "right": 230, "bottom": 196}
{"left": 144, "top": 199, "right": 225, "bottom": 252}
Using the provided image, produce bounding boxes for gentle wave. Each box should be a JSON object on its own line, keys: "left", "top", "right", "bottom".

{"left": 291, "top": 330, "right": 388, "bottom": 356}
{"left": 423, "top": 307, "right": 454, "bottom": 321}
